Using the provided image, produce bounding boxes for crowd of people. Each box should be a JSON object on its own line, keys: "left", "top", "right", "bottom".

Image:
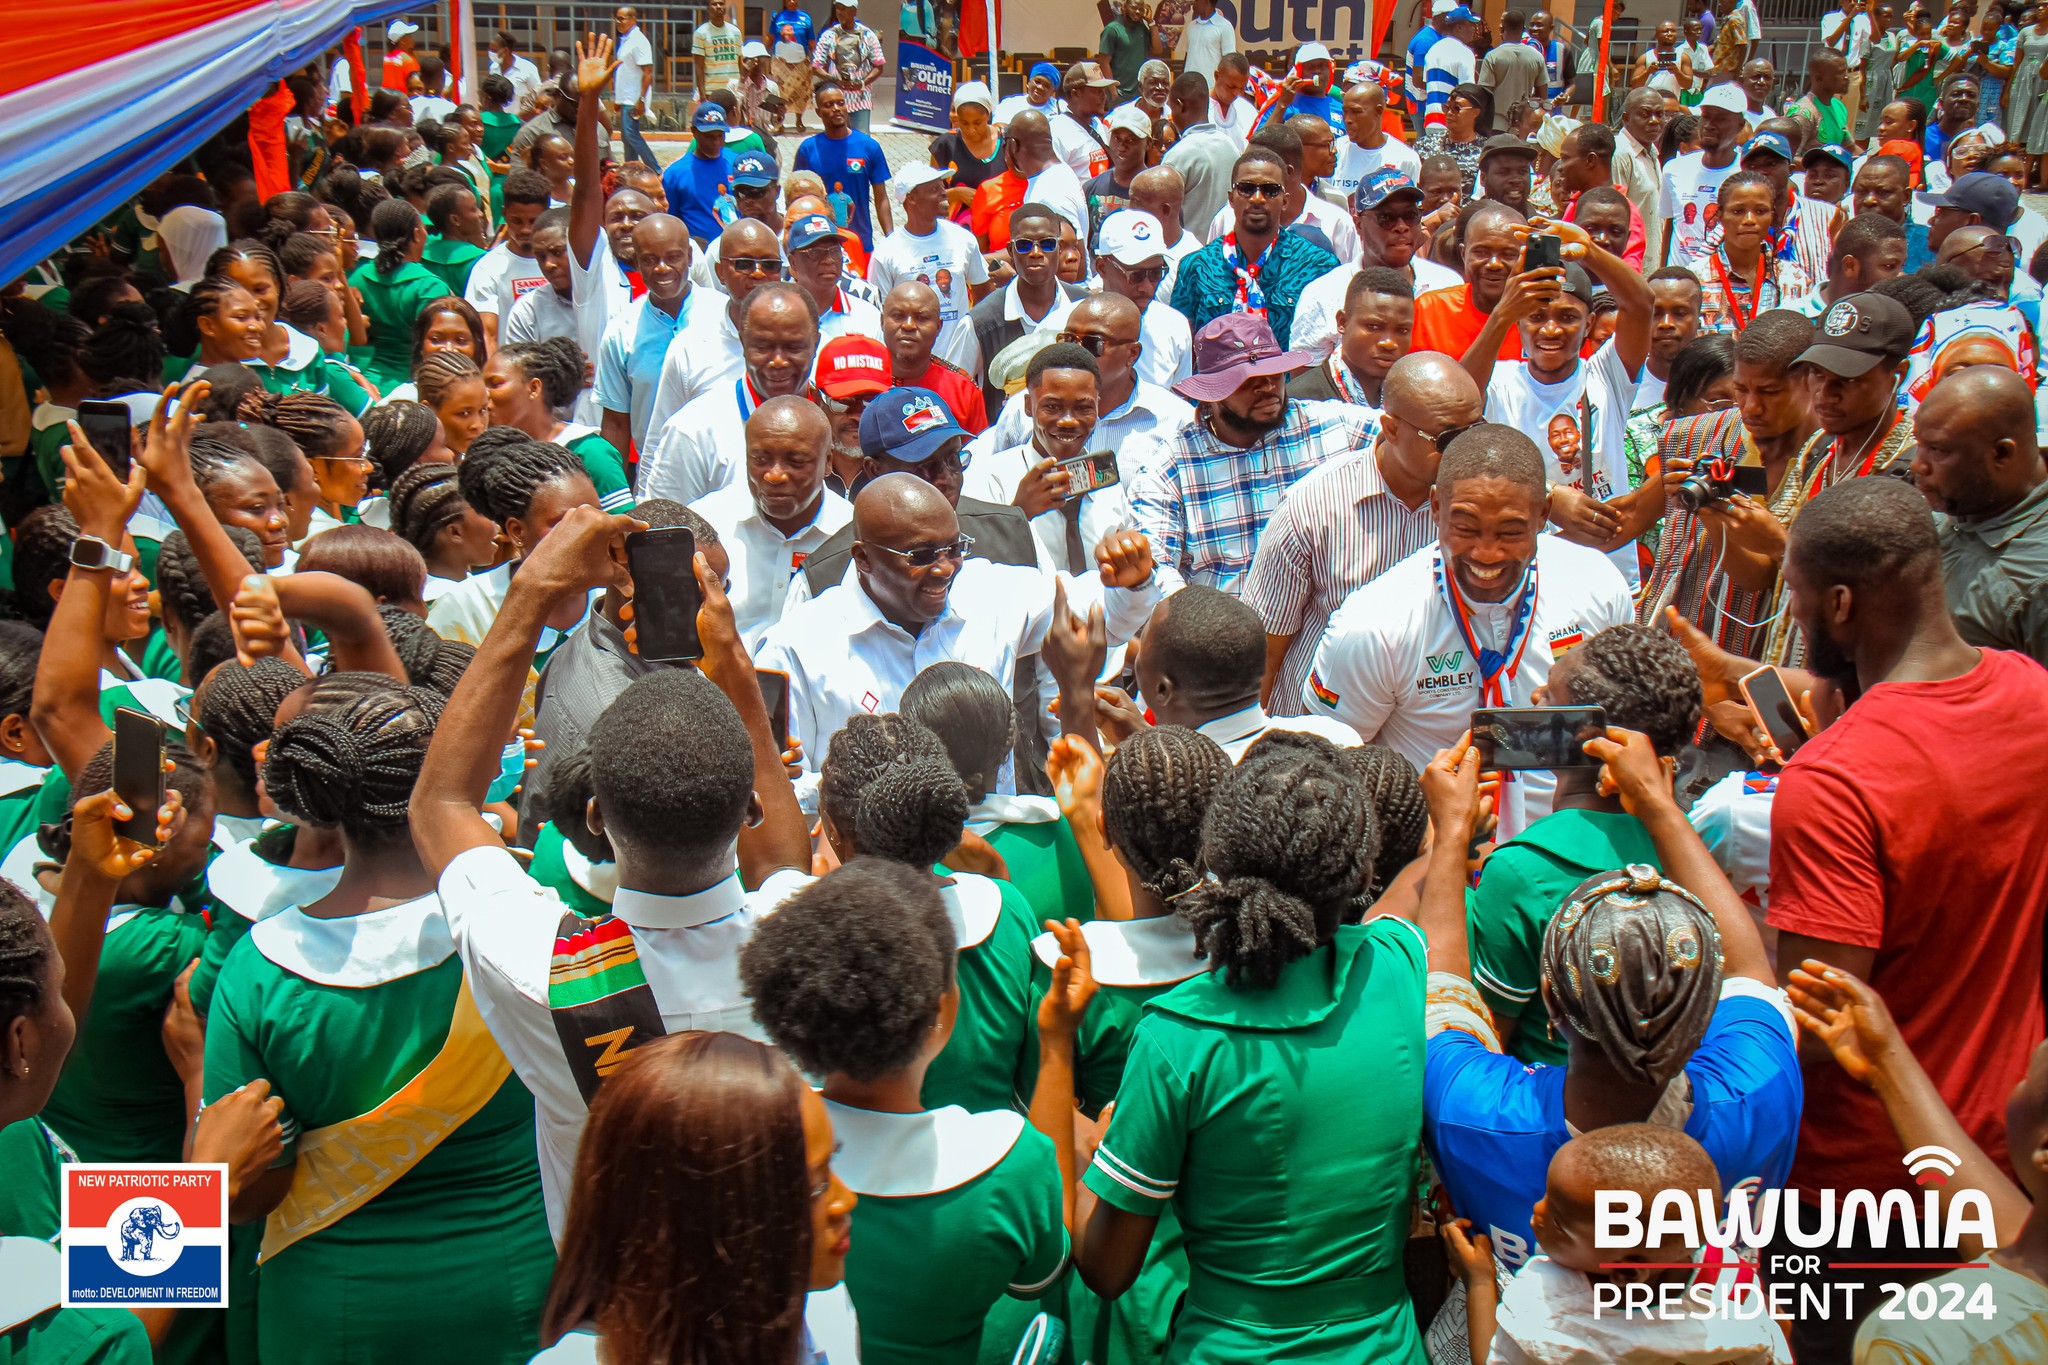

{"left": 5, "top": 3, "right": 2048, "bottom": 1364}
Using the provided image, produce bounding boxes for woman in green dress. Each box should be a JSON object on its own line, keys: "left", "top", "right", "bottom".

{"left": 817, "top": 714, "right": 1041, "bottom": 1114}
{"left": 0, "top": 623, "right": 55, "bottom": 862}
{"left": 742, "top": 859, "right": 1079, "bottom": 1365}
{"left": 204, "top": 674, "right": 556, "bottom": 1364}
{"left": 349, "top": 200, "right": 454, "bottom": 394}
{"left": 417, "top": 348, "right": 494, "bottom": 459}
{"left": 207, "top": 241, "right": 372, "bottom": 416}
{"left": 482, "top": 340, "right": 633, "bottom": 511}
{"left": 167, "top": 275, "right": 266, "bottom": 382}
{"left": 902, "top": 662, "right": 1095, "bottom": 924}
{"left": 1077, "top": 736, "right": 1429, "bottom": 1365}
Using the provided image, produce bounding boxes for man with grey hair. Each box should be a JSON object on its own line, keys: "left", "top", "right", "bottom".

{"left": 1123, "top": 57, "right": 1173, "bottom": 125}
{"left": 1617, "top": 86, "right": 1668, "bottom": 265}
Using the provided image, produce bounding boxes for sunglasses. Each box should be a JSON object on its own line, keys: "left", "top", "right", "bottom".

{"left": 1111, "top": 263, "right": 1168, "bottom": 283}
{"left": 1057, "top": 330, "right": 1125, "bottom": 354}
{"left": 726, "top": 255, "right": 784, "bottom": 275}
{"left": 1390, "top": 415, "right": 1481, "bottom": 454}
{"left": 1011, "top": 237, "right": 1062, "bottom": 254}
{"left": 871, "top": 534, "right": 974, "bottom": 567}
{"left": 1233, "top": 181, "right": 1285, "bottom": 199}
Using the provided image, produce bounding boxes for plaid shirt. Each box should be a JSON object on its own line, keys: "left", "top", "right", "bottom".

{"left": 811, "top": 23, "right": 886, "bottom": 112}
{"left": 1129, "top": 398, "right": 1378, "bottom": 595}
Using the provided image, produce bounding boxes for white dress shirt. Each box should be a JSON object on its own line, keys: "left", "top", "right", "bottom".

{"left": 1212, "top": 96, "right": 1256, "bottom": 146}
{"left": 640, "top": 375, "right": 762, "bottom": 506}
{"left": 495, "top": 54, "right": 546, "bottom": 114}
{"left": 1193, "top": 701, "right": 1362, "bottom": 762}
{"left": 1133, "top": 300, "right": 1193, "bottom": 391}
{"left": 961, "top": 440, "right": 1135, "bottom": 575}
{"left": 1174, "top": 10, "right": 1239, "bottom": 86}
{"left": 570, "top": 235, "right": 637, "bottom": 421}
{"left": 646, "top": 297, "right": 746, "bottom": 439}
{"left": 1288, "top": 254, "right": 1462, "bottom": 364}
{"left": 688, "top": 480, "right": 854, "bottom": 648}
{"left": 436, "top": 845, "right": 812, "bottom": 1236}
{"left": 970, "top": 379, "right": 1195, "bottom": 478}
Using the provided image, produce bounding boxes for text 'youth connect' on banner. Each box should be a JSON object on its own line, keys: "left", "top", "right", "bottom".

{"left": 893, "top": 37, "right": 953, "bottom": 133}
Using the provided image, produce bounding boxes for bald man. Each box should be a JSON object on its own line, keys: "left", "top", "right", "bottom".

{"left": 646, "top": 218, "right": 784, "bottom": 435}
{"left": 1005, "top": 109, "right": 1091, "bottom": 241}
{"left": 1936, "top": 223, "right": 2023, "bottom": 301}
{"left": 689, "top": 394, "right": 852, "bottom": 647}
{"left": 1243, "top": 351, "right": 1483, "bottom": 713}
{"left": 1912, "top": 367, "right": 2048, "bottom": 662}
{"left": 1129, "top": 165, "right": 1200, "bottom": 279}
{"left": 598, "top": 213, "right": 696, "bottom": 452}
{"left": 880, "top": 281, "right": 989, "bottom": 432}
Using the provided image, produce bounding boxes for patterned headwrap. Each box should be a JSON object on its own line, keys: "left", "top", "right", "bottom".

{"left": 1540, "top": 864, "right": 1724, "bottom": 1087}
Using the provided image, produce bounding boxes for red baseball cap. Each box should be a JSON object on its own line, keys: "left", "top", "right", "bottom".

{"left": 815, "top": 335, "right": 892, "bottom": 400}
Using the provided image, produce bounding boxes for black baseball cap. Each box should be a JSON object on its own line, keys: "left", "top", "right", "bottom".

{"left": 1478, "top": 134, "right": 1539, "bottom": 167}
{"left": 1797, "top": 294, "right": 1917, "bottom": 377}
{"left": 1915, "top": 170, "right": 2021, "bottom": 232}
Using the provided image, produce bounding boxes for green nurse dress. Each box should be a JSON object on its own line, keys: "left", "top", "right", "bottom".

{"left": 963, "top": 793, "right": 1095, "bottom": 923}
{"left": 1082, "top": 918, "right": 1430, "bottom": 1365}
{"left": 245, "top": 324, "right": 373, "bottom": 417}
{"left": 527, "top": 822, "right": 613, "bottom": 917}
{"left": 348, "top": 259, "right": 450, "bottom": 395}
{"left": 829, "top": 1099, "right": 1069, "bottom": 1365}
{"left": 555, "top": 426, "right": 634, "bottom": 512}
{"left": 0, "top": 761, "right": 50, "bottom": 869}
{"left": 0, "top": 1119, "right": 151, "bottom": 1365}
{"left": 920, "top": 873, "right": 1041, "bottom": 1115}
{"left": 202, "top": 895, "right": 556, "bottom": 1365}
{"left": 185, "top": 832, "right": 342, "bottom": 1017}
{"left": 422, "top": 236, "right": 487, "bottom": 294}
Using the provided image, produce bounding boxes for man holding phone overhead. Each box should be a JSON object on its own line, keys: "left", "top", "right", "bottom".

{"left": 1304, "top": 424, "right": 1632, "bottom": 837}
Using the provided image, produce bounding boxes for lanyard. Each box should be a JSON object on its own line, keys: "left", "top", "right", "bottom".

{"left": 737, "top": 375, "right": 764, "bottom": 420}
{"left": 1709, "top": 250, "right": 1770, "bottom": 331}
{"left": 1327, "top": 357, "right": 1374, "bottom": 406}
{"left": 1435, "top": 553, "right": 1540, "bottom": 708}
{"left": 1222, "top": 232, "right": 1272, "bottom": 316}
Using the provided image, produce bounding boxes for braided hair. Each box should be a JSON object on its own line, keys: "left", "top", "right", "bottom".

{"left": 457, "top": 435, "right": 582, "bottom": 528}
{"left": 369, "top": 200, "right": 422, "bottom": 277}
{"left": 13, "top": 312, "right": 91, "bottom": 396}
{"left": 193, "top": 365, "right": 264, "bottom": 422}
{"left": 0, "top": 877, "right": 51, "bottom": 1031}
{"left": 377, "top": 603, "right": 476, "bottom": 697}
{"left": 156, "top": 527, "right": 265, "bottom": 638}
{"left": 497, "top": 337, "right": 585, "bottom": 410}
{"left": 276, "top": 231, "right": 338, "bottom": 281}
{"left": 68, "top": 276, "right": 139, "bottom": 329}
{"left": 278, "top": 280, "right": 337, "bottom": 334}
{"left": 194, "top": 658, "right": 308, "bottom": 791}
{"left": 389, "top": 462, "right": 474, "bottom": 556}
{"left": 1178, "top": 736, "right": 1377, "bottom": 990}
{"left": 361, "top": 401, "right": 442, "bottom": 488}
{"left": 79, "top": 301, "right": 166, "bottom": 392}
{"left": 407, "top": 297, "right": 486, "bottom": 371}
{"left": 237, "top": 390, "right": 357, "bottom": 461}
{"left": 1101, "top": 726, "right": 1231, "bottom": 901}
{"left": 259, "top": 191, "right": 328, "bottom": 252}
{"left": 1336, "top": 745, "right": 1427, "bottom": 905}
{"left": 0, "top": 622, "right": 45, "bottom": 729}
{"left": 164, "top": 274, "right": 253, "bottom": 358}
{"left": 898, "top": 663, "right": 1014, "bottom": 804}
{"left": 10, "top": 507, "right": 81, "bottom": 628}
{"left": 187, "top": 424, "right": 276, "bottom": 496}
{"left": 203, "top": 239, "right": 285, "bottom": 299}
{"left": 414, "top": 348, "right": 483, "bottom": 407}
{"left": 262, "top": 674, "right": 443, "bottom": 841}
{"left": 819, "top": 714, "right": 969, "bottom": 869}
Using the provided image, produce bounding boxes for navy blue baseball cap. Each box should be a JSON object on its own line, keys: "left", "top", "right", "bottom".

{"left": 731, "top": 150, "right": 778, "bottom": 187}
{"left": 786, "top": 212, "right": 842, "bottom": 252}
{"left": 860, "top": 386, "right": 967, "bottom": 463}
{"left": 1917, "top": 170, "right": 2021, "bottom": 232}
{"left": 1741, "top": 130, "right": 1795, "bottom": 164}
{"left": 693, "top": 102, "right": 729, "bottom": 132}
{"left": 1803, "top": 142, "right": 1854, "bottom": 171}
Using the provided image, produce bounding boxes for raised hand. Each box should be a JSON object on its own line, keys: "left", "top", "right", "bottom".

{"left": 69, "top": 781, "right": 182, "bottom": 875}
{"left": 1036, "top": 918, "right": 1098, "bottom": 1039}
{"left": 229, "top": 575, "right": 293, "bottom": 667}
{"left": 1014, "top": 456, "right": 1073, "bottom": 517}
{"left": 1042, "top": 578, "right": 1108, "bottom": 695}
{"left": 576, "top": 32, "right": 621, "bottom": 98}
{"left": 1046, "top": 733, "right": 1107, "bottom": 817}
{"left": 134, "top": 379, "right": 211, "bottom": 497}
{"left": 60, "top": 422, "right": 147, "bottom": 545}
{"left": 1095, "top": 530, "right": 1154, "bottom": 588}
{"left": 1784, "top": 959, "right": 1902, "bottom": 1087}
{"left": 1421, "top": 734, "right": 1487, "bottom": 841}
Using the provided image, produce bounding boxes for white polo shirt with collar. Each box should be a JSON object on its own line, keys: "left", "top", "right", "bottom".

{"left": 436, "top": 844, "right": 813, "bottom": 1236}
{"left": 1193, "top": 701, "right": 1363, "bottom": 763}
{"left": 646, "top": 297, "right": 746, "bottom": 439}
{"left": 956, "top": 277, "right": 1081, "bottom": 383}
{"left": 971, "top": 379, "right": 1195, "bottom": 477}
{"left": 688, "top": 480, "right": 854, "bottom": 648}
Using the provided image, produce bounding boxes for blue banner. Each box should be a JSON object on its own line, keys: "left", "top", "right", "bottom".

{"left": 893, "top": 38, "right": 954, "bottom": 133}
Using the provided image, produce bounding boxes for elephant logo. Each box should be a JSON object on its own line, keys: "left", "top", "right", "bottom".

{"left": 117, "top": 1202, "right": 182, "bottom": 1264}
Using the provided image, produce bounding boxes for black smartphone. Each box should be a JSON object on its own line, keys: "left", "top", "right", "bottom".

{"left": 74, "top": 400, "right": 135, "bottom": 474}
{"left": 1057, "top": 451, "right": 1119, "bottom": 498}
{"left": 1523, "top": 233, "right": 1563, "bottom": 272}
{"left": 624, "top": 527, "right": 702, "bottom": 663}
{"left": 111, "top": 706, "right": 167, "bottom": 844}
{"left": 756, "top": 668, "right": 791, "bottom": 753}
{"left": 1471, "top": 705, "right": 1608, "bottom": 771}
{"left": 1739, "top": 665, "right": 1807, "bottom": 760}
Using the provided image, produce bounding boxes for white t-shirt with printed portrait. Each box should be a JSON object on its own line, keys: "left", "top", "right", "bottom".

{"left": 866, "top": 220, "right": 992, "bottom": 371}
{"left": 1660, "top": 150, "right": 1740, "bottom": 268}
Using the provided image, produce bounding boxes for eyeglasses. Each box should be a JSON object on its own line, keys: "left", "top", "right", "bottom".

{"left": 1011, "top": 237, "right": 1062, "bottom": 254}
{"left": 1110, "top": 263, "right": 1168, "bottom": 284}
{"left": 1058, "top": 330, "right": 1131, "bottom": 354}
{"left": 871, "top": 534, "right": 974, "bottom": 567}
{"left": 1233, "top": 181, "right": 1285, "bottom": 199}
{"left": 315, "top": 454, "right": 376, "bottom": 469}
{"left": 1371, "top": 206, "right": 1423, "bottom": 228}
{"left": 725, "top": 256, "right": 784, "bottom": 275}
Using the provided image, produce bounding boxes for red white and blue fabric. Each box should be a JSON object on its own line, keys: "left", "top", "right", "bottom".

{"left": 1220, "top": 232, "right": 1271, "bottom": 318}
{"left": 1435, "top": 553, "right": 1539, "bottom": 709}
{"left": 0, "top": 0, "right": 415, "bottom": 286}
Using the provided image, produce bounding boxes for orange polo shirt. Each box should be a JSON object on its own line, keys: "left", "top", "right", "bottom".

{"left": 1412, "top": 283, "right": 1523, "bottom": 364}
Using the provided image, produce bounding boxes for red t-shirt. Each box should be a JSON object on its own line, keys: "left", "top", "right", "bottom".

{"left": 905, "top": 358, "right": 989, "bottom": 434}
{"left": 1768, "top": 648, "right": 2048, "bottom": 1195}
{"left": 1411, "top": 284, "right": 1523, "bottom": 364}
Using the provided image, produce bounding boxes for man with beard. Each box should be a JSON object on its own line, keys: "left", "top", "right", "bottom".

{"left": 1290, "top": 168, "right": 1461, "bottom": 363}
{"left": 1661, "top": 81, "right": 1748, "bottom": 266}
{"left": 1756, "top": 474, "right": 2048, "bottom": 1364}
{"left": 1170, "top": 147, "right": 1338, "bottom": 346}
{"left": 645, "top": 217, "right": 785, "bottom": 433}
{"left": 1413, "top": 200, "right": 1528, "bottom": 362}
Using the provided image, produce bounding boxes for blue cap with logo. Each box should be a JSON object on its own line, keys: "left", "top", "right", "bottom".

{"left": 731, "top": 150, "right": 779, "bottom": 187}
{"left": 1740, "top": 130, "right": 1795, "bottom": 163}
{"left": 1355, "top": 166, "right": 1423, "bottom": 211}
{"left": 1803, "top": 142, "right": 1854, "bottom": 171}
{"left": 860, "top": 386, "right": 967, "bottom": 463}
{"left": 786, "top": 212, "right": 843, "bottom": 252}
{"left": 693, "top": 102, "right": 729, "bottom": 133}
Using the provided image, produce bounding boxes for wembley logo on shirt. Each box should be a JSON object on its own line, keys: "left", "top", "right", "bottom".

{"left": 61, "top": 1164, "right": 229, "bottom": 1307}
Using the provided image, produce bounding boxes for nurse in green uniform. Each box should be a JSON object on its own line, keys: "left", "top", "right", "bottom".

{"left": 204, "top": 677, "right": 556, "bottom": 1364}
{"left": 742, "top": 859, "right": 1077, "bottom": 1365}
{"left": 482, "top": 340, "right": 634, "bottom": 511}
{"left": 1078, "top": 737, "right": 1430, "bottom": 1365}
{"left": 818, "top": 714, "right": 1041, "bottom": 1114}
{"left": 350, "top": 201, "right": 454, "bottom": 394}
{"left": 902, "top": 662, "right": 1096, "bottom": 923}
{"left": 210, "top": 241, "right": 372, "bottom": 416}
{"left": 0, "top": 625, "right": 54, "bottom": 861}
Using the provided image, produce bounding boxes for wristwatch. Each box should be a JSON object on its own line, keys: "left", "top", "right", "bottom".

{"left": 69, "top": 535, "right": 134, "bottom": 574}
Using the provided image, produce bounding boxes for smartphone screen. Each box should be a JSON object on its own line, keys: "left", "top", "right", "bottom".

{"left": 1057, "top": 451, "right": 1120, "bottom": 497}
{"left": 111, "top": 706, "right": 167, "bottom": 844}
{"left": 1739, "top": 666, "right": 1807, "bottom": 760}
{"left": 75, "top": 400, "right": 135, "bottom": 475}
{"left": 1471, "top": 706, "right": 1607, "bottom": 771}
{"left": 1523, "top": 234, "right": 1563, "bottom": 272}
{"left": 755, "top": 668, "right": 791, "bottom": 753}
{"left": 625, "top": 528, "right": 702, "bottom": 662}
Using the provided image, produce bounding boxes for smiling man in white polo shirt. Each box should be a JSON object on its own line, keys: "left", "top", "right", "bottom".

{"left": 1304, "top": 423, "right": 1631, "bottom": 834}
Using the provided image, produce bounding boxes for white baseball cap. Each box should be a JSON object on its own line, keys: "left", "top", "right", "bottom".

{"left": 894, "top": 162, "right": 956, "bottom": 192}
{"left": 743, "top": 39, "right": 769, "bottom": 58}
{"left": 1097, "top": 209, "right": 1169, "bottom": 266}
{"left": 1296, "top": 41, "right": 1333, "bottom": 64}
{"left": 1700, "top": 82, "right": 1749, "bottom": 114}
{"left": 1431, "top": 0, "right": 1459, "bottom": 15}
{"left": 1105, "top": 103, "right": 1153, "bottom": 137}
{"left": 953, "top": 80, "right": 995, "bottom": 113}
{"left": 387, "top": 19, "right": 420, "bottom": 40}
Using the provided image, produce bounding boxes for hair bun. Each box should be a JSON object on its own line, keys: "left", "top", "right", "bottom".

{"left": 1177, "top": 874, "right": 1319, "bottom": 990}
{"left": 854, "top": 758, "right": 969, "bottom": 869}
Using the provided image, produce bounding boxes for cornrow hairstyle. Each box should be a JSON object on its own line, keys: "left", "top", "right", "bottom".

{"left": 194, "top": 364, "right": 264, "bottom": 422}
{"left": 0, "top": 622, "right": 46, "bottom": 725}
{"left": 278, "top": 280, "right": 337, "bottom": 333}
{"left": 10, "top": 506, "right": 80, "bottom": 628}
{"left": 457, "top": 436, "right": 581, "bottom": 527}
{"left": 186, "top": 614, "right": 239, "bottom": 687}
{"left": 740, "top": 858, "right": 959, "bottom": 1082}
{"left": 204, "top": 239, "right": 286, "bottom": 297}
{"left": 527, "top": 745, "right": 613, "bottom": 864}
{"left": 298, "top": 526, "right": 428, "bottom": 606}
{"left": 12, "top": 311, "right": 90, "bottom": 393}
{"left": 377, "top": 605, "right": 477, "bottom": 698}
{"left": 496, "top": 336, "right": 585, "bottom": 409}
{"left": 1336, "top": 745, "right": 1426, "bottom": 905}
{"left": 414, "top": 348, "right": 483, "bottom": 407}
{"left": 425, "top": 182, "right": 477, "bottom": 234}
{"left": 51, "top": 740, "right": 209, "bottom": 863}
{"left": 369, "top": 199, "right": 421, "bottom": 276}
{"left": 222, "top": 420, "right": 316, "bottom": 504}
{"left": 361, "top": 401, "right": 443, "bottom": 488}
{"left": 186, "top": 425, "right": 274, "bottom": 495}
{"left": 165, "top": 274, "right": 252, "bottom": 358}
{"left": 389, "top": 461, "right": 472, "bottom": 556}
{"left": 261, "top": 191, "right": 327, "bottom": 245}
{"left": 237, "top": 390, "right": 356, "bottom": 461}
{"left": 263, "top": 674, "right": 443, "bottom": 841}
{"left": 408, "top": 296, "right": 487, "bottom": 371}
{"left": 1177, "top": 736, "right": 1377, "bottom": 990}
{"left": 277, "top": 231, "right": 340, "bottom": 280}
{"left": 194, "top": 658, "right": 310, "bottom": 791}
{"left": 156, "top": 526, "right": 265, "bottom": 637}
{"left": 818, "top": 714, "right": 969, "bottom": 869}
{"left": 1101, "top": 725, "right": 1231, "bottom": 902}
{"left": 898, "top": 663, "right": 1015, "bottom": 805}
{"left": 0, "top": 877, "right": 48, "bottom": 1032}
